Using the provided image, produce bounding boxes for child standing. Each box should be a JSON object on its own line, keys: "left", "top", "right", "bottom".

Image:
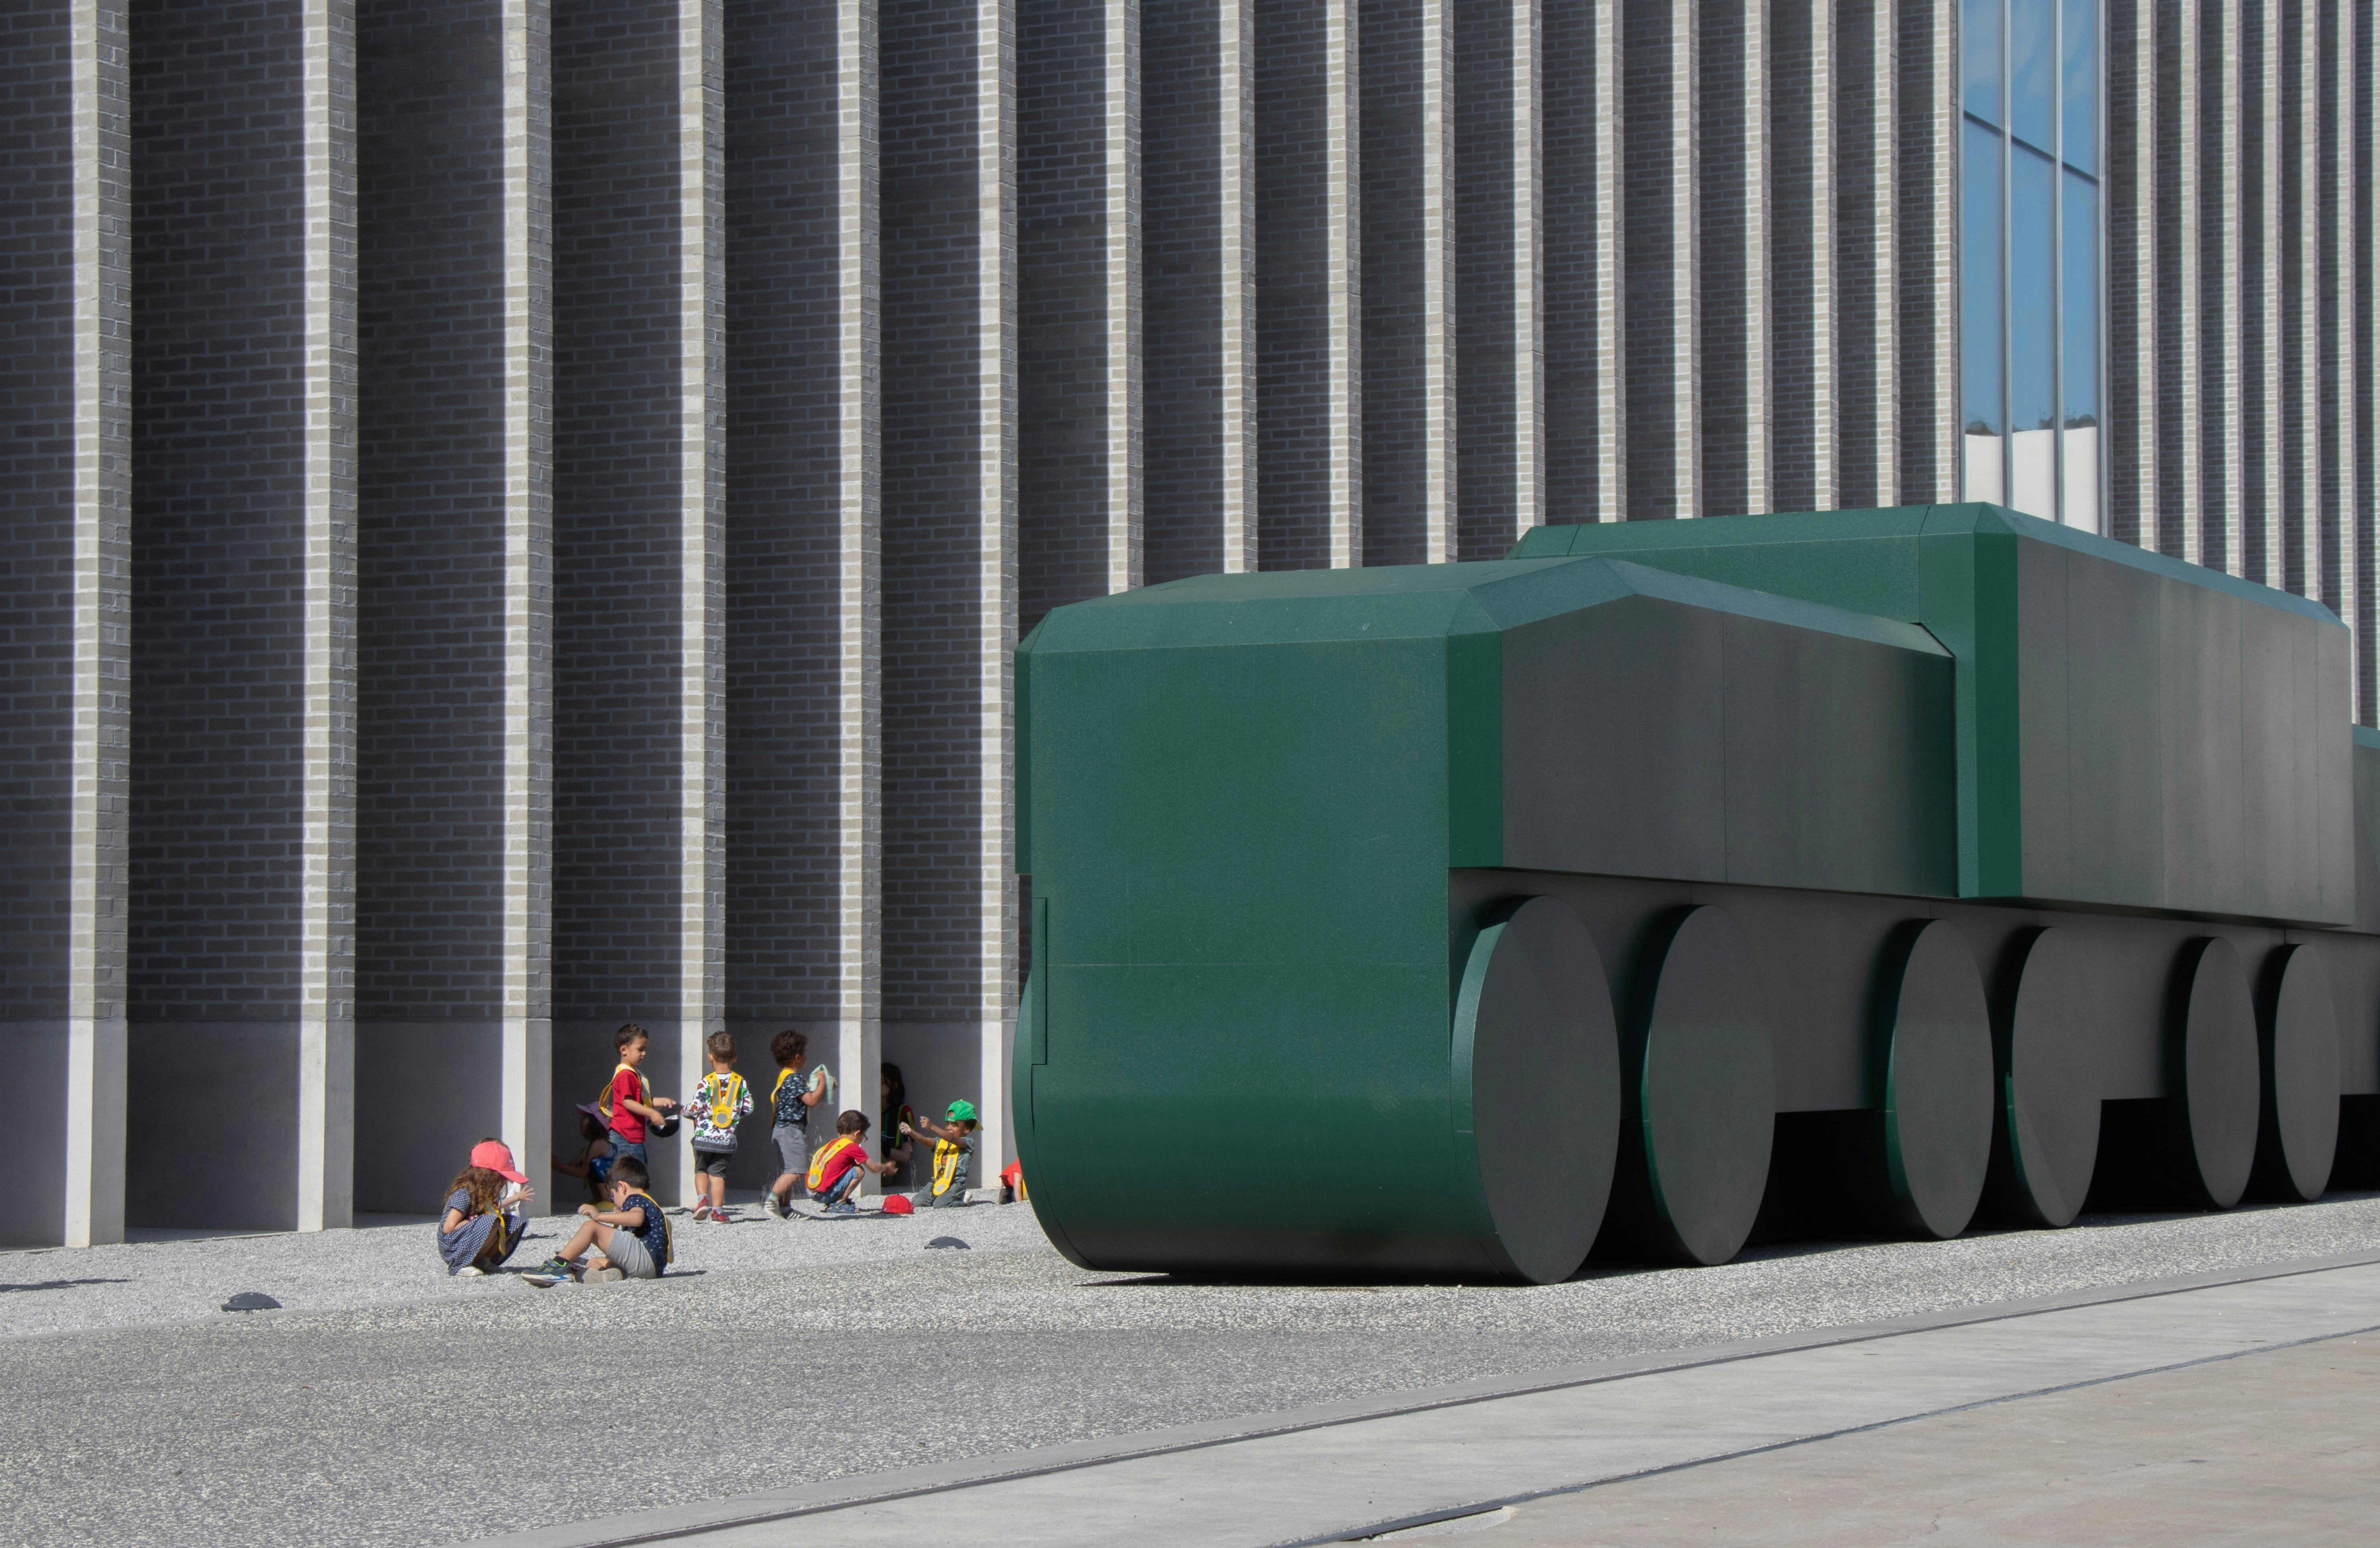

{"left": 899, "top": 1100, "right": 981, "bottom": 1209}
{"left": 551, "top": 1108, "right": 615, "bottom": 1206}
{"left": 600, "top": 1022, "right": 676, "bottom": 1167}
{"left": 686, "top": 1030, "right": 751, "bottom": 1221}
{"left": 807, "top": 1110, "right": 901, "bottom": 1214}
{"left": 529, "top": 1156, "right": 671, "bottom": 1283}
{"left": 763, "top": 1029, "right": 833, "bottom": 1218}
{"left": 438, "top": 1140, "right": 537, "bottom": 1276}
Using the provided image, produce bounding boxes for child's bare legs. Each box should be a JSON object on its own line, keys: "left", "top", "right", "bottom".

{"left": 769, "top": 1170, "right": 798, "bottom": 1207}
{"left": 552, "top": 1216, "right": 618, "bottom": 1269}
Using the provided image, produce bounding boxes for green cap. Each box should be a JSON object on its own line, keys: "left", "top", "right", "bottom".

{"left": 946, "top": 1099, "right": 980, "bottom": 1124}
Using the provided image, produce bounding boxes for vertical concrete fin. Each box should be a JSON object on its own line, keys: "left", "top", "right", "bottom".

{"left": 679, "top": 0, "right": 726, "bottom": 1168}
{"left": 2213, "top": 0, "right": 2243, "bottom": 572}
{"left": 1222, "top": 0, "right": 1255, "bottom": 573}
{"left": 2327, "top": 0, "right": 2359, "bottom": 708}
{"left": 980, "top": 0, "right": 1019, "bottom": 1186}
{"left": 1843, "top": 0, "right": 1898, "bottom": 510}
{"left": 1513, "top": 0, "right": 1542, "bottom": 535}
{"left": 2168, "top": 0, "right": 2203, "bottom": 560}
{"left": 2355, "top": 0, "right": 2377, "bottom": 723}
{"left": 2295, "top": 0, "right": 2321, "bottom": 596}
{"left": 299, "top": 0, "right": 358, "bottom": 1235}
{"left": 1108, "top": 0, "right": 1142, "bottom": 595}
{"left": 503, "top": 0, "right": 554, "bottom": 1212}
{"left": 66, "top": 0, "right": 130, "bottom": 1250}
{"left": 2257, "top": 0, "right": 2284, "bottom": 586}
{"left": 1330, "top": 0, "right": 1362, "bottom": 567}
{"left": 1425, "top": 0, "right": 1455, "bottom": 560}
{"left": 839, "top": 0, "right": 881, "bottom": 1043}
{"left": 1627, "top": 0, "right": 1700, "bottom": 519}
{"left": 1592, "top": 0, "right": 1623, "bottom": 520}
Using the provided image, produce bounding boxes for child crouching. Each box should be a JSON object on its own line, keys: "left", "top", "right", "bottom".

{"left": 439, "top": 1140, "right": 537, "bottom": 1277}
{"left": 530, "top": 1156, "right": 671, "bottom": 1283}
{"left": 807, "top": 1110, "right": 901, "bottom": 1214}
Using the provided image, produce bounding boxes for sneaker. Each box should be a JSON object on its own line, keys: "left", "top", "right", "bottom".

{"left": 522, "top": 1273, "right": 566, "bottom": 1288}
{"left": 454, "top": 1266, "right": 484, "bottom": 1278}
{"left": 763, "top": 1194, "right": 787, "bottom": 1219}
{"left": 584, "top": 1266, "right": 625, "bottom": 1284}
{"left": 825, "top": 1200, "right": 858, "bottom": 1216}
{"left": 533, "top": 1256, "right": 572, "bottom": 1278}
{"left": 691, "top": 1202, "right": 714, "bottom": 1223}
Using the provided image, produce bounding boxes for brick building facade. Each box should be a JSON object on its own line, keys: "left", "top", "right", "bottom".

{"left": 6, "top": 0, "right": 2379, "bottom": 1242}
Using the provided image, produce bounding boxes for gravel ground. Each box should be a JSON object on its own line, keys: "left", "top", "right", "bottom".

{"left": 2, "top": 1194, "right": 2377, "bottom": 1548}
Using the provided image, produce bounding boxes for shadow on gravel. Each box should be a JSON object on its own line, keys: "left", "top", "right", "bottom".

{"left": 0, "top": 1278, "right": 131, "bottom": 1293}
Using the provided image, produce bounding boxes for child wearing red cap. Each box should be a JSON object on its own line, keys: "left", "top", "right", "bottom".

{"left": 439, "top": 1139, "right": 538, "bottom": 1277}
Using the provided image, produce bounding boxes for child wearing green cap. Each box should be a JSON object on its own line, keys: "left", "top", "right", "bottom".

{"left": 899, "top": 1100, "right": 981, "bottom": 1209}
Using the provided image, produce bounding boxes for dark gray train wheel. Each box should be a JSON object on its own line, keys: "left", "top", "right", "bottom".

{"left": 1986, "top": 926, "right": 2100, "bottom": 1227}
{"left": 1628, "top": 905, "right": 1776, "bottom": 1266}
{"left": 2253, "top": 943, "right": 2340, "bottom": 1202}
{"left": 2170, "top": 937, "right": 2260, "bottom": 1209}
{"left": 1453, "top": 896, "right": 1620, "bottom": 1284}
{"left": 1877, "top": 920, "right": 1995, "bottom": 1239}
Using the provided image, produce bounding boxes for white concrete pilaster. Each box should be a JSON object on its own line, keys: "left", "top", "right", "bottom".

{"left": 1327, "top": 0, "right": 1361, "bottom": 565}
{"left": 837, "top": 0, "right": 882, "bottom": 1131}
{"left": 1107, "top": 0, "right": 1141, "bottom": 593}
{"left": 1590, "top": 0, "right": 1622, "bottom": 519}
{"left": 1220, "top": 0, "right": 1255, "bottom": 572}
{"left": 65, "top": 0, "right": 129, "bottom": 1250}
{"left": 502, "top": 0, "right": 553, "bottom": 1213}
{"left": 1911, "top": 0, "right": 1956, "bottom": 502}
{"left": 1423, "top": 0, "right": 1453, "bottom": 559}
{"left": 2212, "top": 0, "right": 2242, "bottom": 572}
{"left": 2256, "top": 0, "right": 2283, "bottom": 587}
{"left": 298, "top": 0, "right": 357, "bottom": 1235}
{"left": 1513, "top": 0, "right": 1543, "bottom": 533}
{"left": 977, "top": 0, "right": 1018, "bottom": 1178}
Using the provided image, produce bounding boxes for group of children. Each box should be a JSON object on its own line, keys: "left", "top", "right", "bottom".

{"left": 436, "top": 1021, "right": 984, "bottom": 1284}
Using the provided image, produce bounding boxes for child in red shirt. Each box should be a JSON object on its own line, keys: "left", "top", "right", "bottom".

{"left": 807, "top": 1110, "right": 901, "bottom": 1215}
{"left": 601, "top": 1022, "right": 676, "bottom": 1166}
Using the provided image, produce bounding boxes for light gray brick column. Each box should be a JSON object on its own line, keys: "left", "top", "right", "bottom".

{"left": 1513, "top": 0, "right": 1542, "bottom": 534}
{"left": 67, "top": 0, "right": 131, "bottom": 1248}
{"left": 1627, "top": 0, "right": 1700, "bottom": 519}
{"left": 1896, "top": 0, "right": 1955, "bottom": 502}
{"left": 976, "top": 0, "right": 1018, "bottom": 1182}
{"left": 2294, "top": 0, "right": 2320, "bottom": 595}
{"left": 2253, "top": 0, "right": 2283, "bottom": 587}
{"left": 2353, "top": 0, "right": 2375, "bottom": 721}
{"left": 2107, "top": 0, "right": 2155, "bottom": 547}
{"left": 1700, "top": 0, "right": 1767, "bottom": 518}
{"left": 1773, "top": 0, "right": 1840, "bottom": 513}
{"left": 2326, "top": 0, "right": 2358, "bottom": 708}
{"left": 2157, "top": 0, "right": 2202, "bottom": 558}
{"left": 1108, "top": 0, "right": 1142, "bottom": 593}
{"left": 502, "top": 0, "right": 553, "bottom": 1214}
{"left": 835, "top": 0, "right": 882, "bottom": 1172}
{"left": 1545, "top": 0, "right": 1626, "bottom": 522}
{"left": 672, "top": 0, "right": 725, "bottom": 1192}
{"left": 1222, "top": 0, "right": 1254, "bottom": 572}
{"left": 1426, "top": 0, "right": 1454, "bottom": 557}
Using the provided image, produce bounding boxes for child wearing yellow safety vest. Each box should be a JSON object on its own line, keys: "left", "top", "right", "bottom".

{"left": 764, "top": 1029, "right": 834, "bottom": 1219}
{"left": 808, "top": 1110, "right": 901, "bottom": 1215}
{"left": 899, "top": 1100, "right": 981, "bottom": 1209}
{"left": 599, "top": 1022, "right": 677, "bottom": 1166}
{"left": 685, "top": 1029, "right": 752, "bottom": 1222}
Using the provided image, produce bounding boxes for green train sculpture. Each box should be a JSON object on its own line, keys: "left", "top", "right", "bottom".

{"left": 1013, "top": 505, "right": 2380, "bottom": 1283}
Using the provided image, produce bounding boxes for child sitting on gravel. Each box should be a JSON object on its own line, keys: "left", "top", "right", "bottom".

{"left": 899, "top": 1100, "right": 980, "bottom": 1209}
{"left": 807, "top": 1110, "right": 901, "bottom": 1214}
{"left": 438, "top": 1140, "right": 537, "bottom": 1277}
{"left": 529, "top": 1156, "right": 671, "bottom": 1283}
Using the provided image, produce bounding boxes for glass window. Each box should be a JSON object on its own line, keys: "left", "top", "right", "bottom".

{"left": 1964, "top": 0, "right": 2002, "bottom": 123}
{"left": 1962, "top": 118, "right": 2003, "bottom": 439}
{"left": 2011, "top": 145, "right": 2056, "bottom": 432}
{"left": 2062, "top": 170, "right": 2098, "bottom": 426}
{"left": 2010, "top": 0, "right": 2056, "bottom": 150}
{"left": 2062, "top": 0, "right": 2097, "bottom": 174}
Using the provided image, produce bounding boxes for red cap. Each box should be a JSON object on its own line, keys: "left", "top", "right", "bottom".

{"left": 469, "top": 1140, "right": 529, "bottom": 1185}
{"left": 880, "top": 1194, "right": 915, "bottom": 1215}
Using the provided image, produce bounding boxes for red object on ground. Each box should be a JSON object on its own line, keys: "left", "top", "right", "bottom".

{"left": 880, "top": 1194, "right": 914, "bottom": 1215}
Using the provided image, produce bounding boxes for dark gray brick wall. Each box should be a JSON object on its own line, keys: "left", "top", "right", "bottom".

{"left": 1699, "top": 0, "right": 1760, "bottom": 518}
{"left": 1771, "top": 0, "right": 1824, "bottom": 511}
{"left": 553, "top": 0, "right": 683, "bottom": 1022}
{"left": 1835, "top": 0, "right": 1890, "bottom": 510}
{"left": 356, "top": 0, "right": 508, "bottom": 1018}
{"left": 882, "top": 0, "right": 989, "bottom": 1020}
{"left": 1361, "top": 0, "right": 1427, "bottom": 565}
{"left": 1455, "top": 0, "right": 1518, "bottom": 555}
{"left": 1543, "top": 0, "right": 1614, "bottom": 524}
{"left": 1894, "top": 0, "right": 1952, "bottom": 503}
{"left": 1143, "top": 0, "right": 1226, "bottom": 583}
{"left": 1021, "top": 0, "right": 1112, "bottom": 634}
{"left": 1256, "top": 0, "right": 1337, "bottom": 567}
{"left": 129, "top": 0, "right": 309, "bottom": 1019}
{"left": 2243, "top": 0, "right": 2276, "bottom": 585}
{"left": 2108, "top": 0, "right": 2151, "bottom": 549}
{"left": 725, "top": 0, "right": 844, "bottom": 1023}
{"left": 1626, "top": 0, "right": 1695, "bottom": 519}
{"left": 0, "top": 6, "right": 76, "bottom": 1020}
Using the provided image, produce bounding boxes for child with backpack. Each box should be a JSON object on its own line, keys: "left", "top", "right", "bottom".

{"left": 686, "top": 1030, "right": 751, "bottom": 1221}
{"left": 438, "top": 1140, "right": 537, "bottom": 1276}
{"left": 899, "top": 1100, "right": 981, "bottom": 1209}
{"left": 763, "top": 1029, "right": 834, "bottom": 1218}
{"left": 528, "top": 1156, "right": 671, "bottom": 1283}
{"left": 599, "top": 1022, "right": 677, "bottom": 1166}
{"left": 808, "top": 1110, "right": 902, "bottom": 1214}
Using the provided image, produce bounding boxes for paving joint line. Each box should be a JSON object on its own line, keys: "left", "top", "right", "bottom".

{"left": 1284, "top": 1316, "right": 2380, "bottom": 1548}
{"left": 492, "top": 1245, "right": 2380, "bottom": 1548}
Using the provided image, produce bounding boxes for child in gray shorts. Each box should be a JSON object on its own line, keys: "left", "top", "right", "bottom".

{"left": 529, "top": 1156, "right": 671, "bottom": 1283}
